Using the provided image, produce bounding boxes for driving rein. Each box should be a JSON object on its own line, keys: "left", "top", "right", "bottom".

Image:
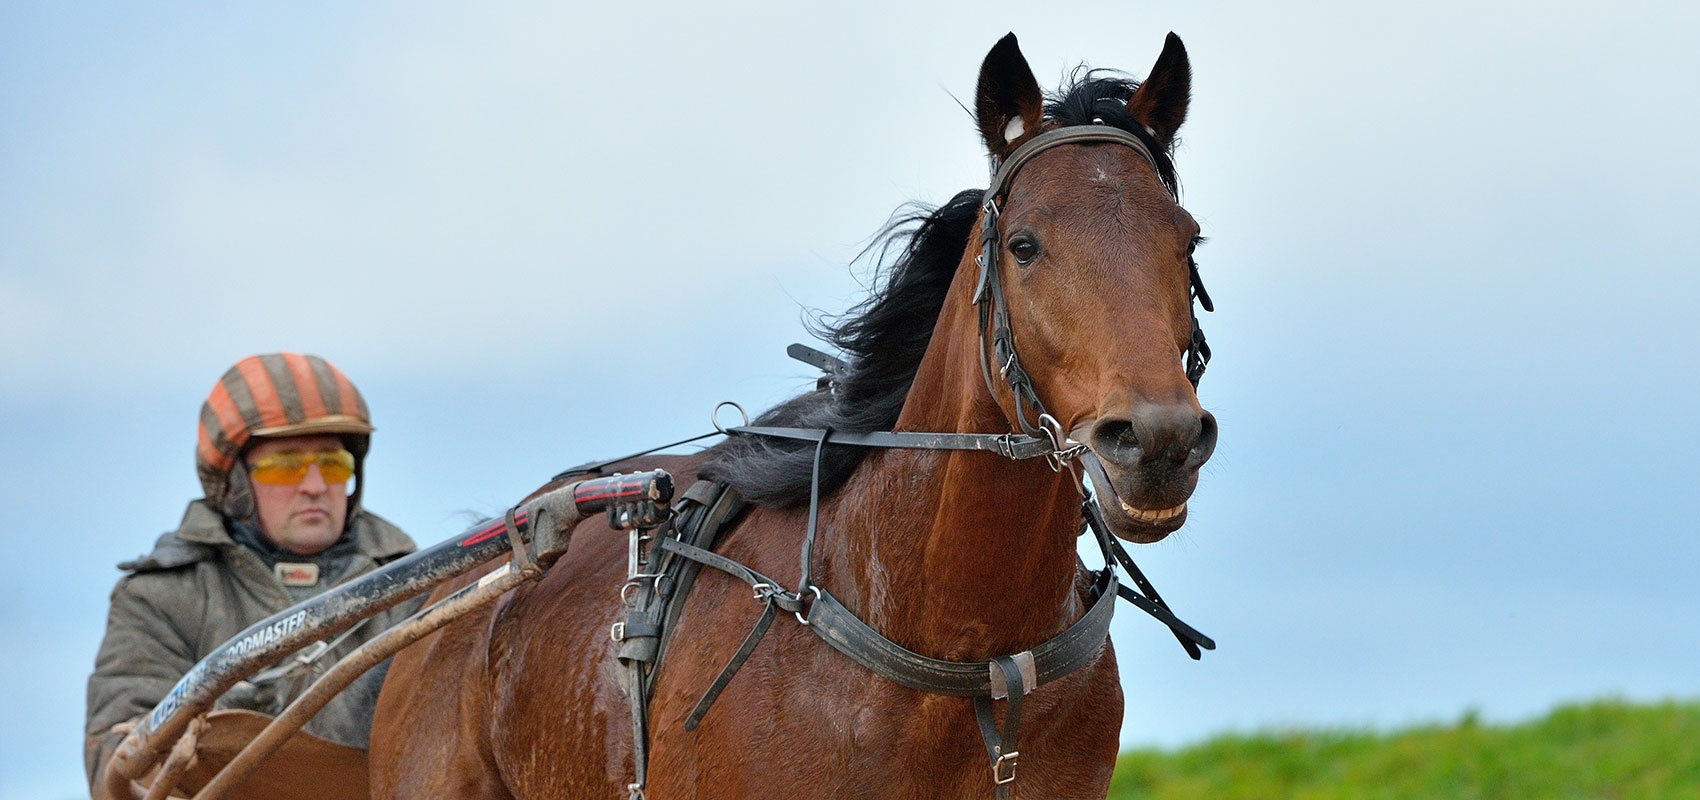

{"left": 596, "top": 125, "right": 1217, "bottom": 800}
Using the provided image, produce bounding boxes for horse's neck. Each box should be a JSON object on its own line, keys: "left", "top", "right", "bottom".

{"left": 818, "top": 292, "right": 1085, "bottom": 657}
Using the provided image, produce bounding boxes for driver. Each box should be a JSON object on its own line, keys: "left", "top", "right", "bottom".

{"left": 85, "top": 353, "right": 421, "bottom": 787}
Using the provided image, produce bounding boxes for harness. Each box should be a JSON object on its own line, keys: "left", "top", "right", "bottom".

{"left": 597, "top": 123, "right": 1217, "bottom": 800}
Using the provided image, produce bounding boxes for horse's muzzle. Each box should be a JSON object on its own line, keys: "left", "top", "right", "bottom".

{"left": 1082, "top": 404, "right": 1216, "bottom": 542}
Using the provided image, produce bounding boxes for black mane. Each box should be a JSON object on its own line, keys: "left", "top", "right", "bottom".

{"left": 699, "top": 73, "right": 1179, "bottom": 507}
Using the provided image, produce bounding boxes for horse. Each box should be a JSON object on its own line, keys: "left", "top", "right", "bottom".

{"left": 370, "top": 32, "right": 1214, "bottom": 800}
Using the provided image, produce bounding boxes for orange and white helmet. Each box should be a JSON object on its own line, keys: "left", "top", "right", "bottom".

{"left": 195, "top": 353, "right": 374, "bottom": 520}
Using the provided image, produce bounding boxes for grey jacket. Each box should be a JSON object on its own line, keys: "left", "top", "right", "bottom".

{"left": 85, "top": 501, "right": 420, "bottom": 784}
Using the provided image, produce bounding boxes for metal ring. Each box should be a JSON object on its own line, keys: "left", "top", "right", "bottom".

{"left": 1036, "top": 413, "right": 1065, "bottom": 449}
{"left": 793, "top": 585, "right": 823, "bottom": 626}
{"left": 711, "top": 401, "right": 750, "bottom": 435}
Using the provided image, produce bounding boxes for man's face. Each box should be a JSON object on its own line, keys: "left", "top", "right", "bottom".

{"left": 246, "top": 434, "right": 350, "bottom": 556}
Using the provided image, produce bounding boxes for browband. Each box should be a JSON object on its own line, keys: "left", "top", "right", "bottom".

{"left": 989, "top": 125, "right": 1168, "bottom": 202}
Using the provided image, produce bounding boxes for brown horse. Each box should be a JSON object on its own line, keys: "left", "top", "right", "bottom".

{"left": 371, "top": 32, "right": 1214, "bottom": 800}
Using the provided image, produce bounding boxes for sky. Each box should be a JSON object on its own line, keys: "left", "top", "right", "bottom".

{"left": 3, "top": 1, "right": 1698, "bottom": 797}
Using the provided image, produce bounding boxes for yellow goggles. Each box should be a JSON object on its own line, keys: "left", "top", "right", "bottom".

{"left": 247, "top": 448, "right": 356, "bottom": 485}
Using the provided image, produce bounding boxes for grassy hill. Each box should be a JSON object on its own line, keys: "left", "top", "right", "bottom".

{"left": 1107, "top": 698, "right": 1700, "bottom": 800}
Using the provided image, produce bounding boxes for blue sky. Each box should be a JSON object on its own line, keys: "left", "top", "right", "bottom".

{"left": 4, "top": 2, "right": 1698, "bottom": 797}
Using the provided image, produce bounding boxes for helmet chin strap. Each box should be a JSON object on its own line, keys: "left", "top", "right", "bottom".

{"left": 220, "top": 462, "right": 257, "bottom": 520}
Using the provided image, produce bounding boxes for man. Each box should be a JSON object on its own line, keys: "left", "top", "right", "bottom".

{"left": 85, "top": 353, "right": 421, "bottom": 787}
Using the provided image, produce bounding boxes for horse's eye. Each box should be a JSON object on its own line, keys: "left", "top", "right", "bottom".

{"left": 1009, "top": 236, "right": 1040, "bottom": 266}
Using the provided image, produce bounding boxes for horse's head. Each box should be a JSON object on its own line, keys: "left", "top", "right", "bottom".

{"left": 972, "top": 34, "right": 1214, "bottom": 543}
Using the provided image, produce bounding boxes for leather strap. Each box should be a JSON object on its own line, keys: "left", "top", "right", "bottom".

{"left": 645, "top": 482, "right": 749, "bottom": 695}
{"left": 798, "top": 430, "right": 830, "bottom": 593}
{"left": 624, "top": 661, "right": 648, "bottom": 800}
{"left": 989, "top": 126, "right": 1163, "bottom": 200}
{"left": 974, "top": 654, "right": 1029, "bottom": 798}
{"left": 684, "top": 600, "right": 779, "bottom": 731}
{"left": 653, "top": 538, "right": 790, "bottom": 606}
{"left": 801, "top": 574, "right": 1116, "bottom": 696}
{"left": 1080, "top": 492, "right": 1215, "bottom": 658}
{"left": 728, "top": 425, "right": 1057, "bottom": 460}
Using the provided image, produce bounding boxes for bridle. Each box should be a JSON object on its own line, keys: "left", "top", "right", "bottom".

{"left": 972, "top": 124, "right": 1213, "bottom": 444}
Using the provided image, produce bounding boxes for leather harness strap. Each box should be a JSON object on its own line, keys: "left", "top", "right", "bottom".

{"left": 728, "top": 424, "right": 1061, "bottom": 461}
{"left": 975, "top": 655, "right": 1029, "bottom": 797}
{"left": 801, "top": 571, "right": 1119, "bottom": 696}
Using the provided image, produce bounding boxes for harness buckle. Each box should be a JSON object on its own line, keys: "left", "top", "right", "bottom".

{"left": 993, "top": 750, "right": 1020, "bottom": 785}
{"left": 793, "top": 585, "right": 823, "bottom": 626}
{"left": 610, "top": 622, "right": 625, "bottom": 642}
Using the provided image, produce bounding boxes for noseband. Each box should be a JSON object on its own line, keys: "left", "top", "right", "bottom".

{"left": 972, "top": 125, "right": 1214, "bottom": 440}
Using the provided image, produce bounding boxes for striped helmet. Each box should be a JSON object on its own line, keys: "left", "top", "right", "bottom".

{"left": 196, "top": 353, "right": 375, "bottom": 520}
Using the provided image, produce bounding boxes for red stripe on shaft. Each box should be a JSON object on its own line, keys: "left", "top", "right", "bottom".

{"left": 459, "top": 511, "right": 528, "bottom": 547}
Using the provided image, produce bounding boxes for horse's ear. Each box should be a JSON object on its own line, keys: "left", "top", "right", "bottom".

{"left": 976, "top": 33, "right": 1045, "bottom": 156}
{"left": 1126, "top": 32, "right": 1191, "bottom": 149}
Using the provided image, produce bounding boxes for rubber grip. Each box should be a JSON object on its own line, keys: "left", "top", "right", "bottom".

{"left": 570, "top": 470, "right": 674, "bottom": 512}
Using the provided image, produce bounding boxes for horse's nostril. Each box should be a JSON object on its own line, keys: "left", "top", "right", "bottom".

{"left": 1091, "top": 420, "right": 1139, "bottom": 461}
{"left": 1094, "top": 404, "right": 1213, "bottom": 469}
{"left": 1191, "top": 411, "right": 1218, "bottom": 466}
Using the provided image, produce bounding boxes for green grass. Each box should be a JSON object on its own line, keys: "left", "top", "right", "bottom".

{"left": 1107, "top": 698, "right": 1700, "bottom": 800}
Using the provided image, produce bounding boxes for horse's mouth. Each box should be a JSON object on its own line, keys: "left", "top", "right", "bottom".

{"left": 1079, "top": 450, "right": 1193, "bottom": 543}
{"left": 1117, "top": 496, "right": 1186, "bottom": 524}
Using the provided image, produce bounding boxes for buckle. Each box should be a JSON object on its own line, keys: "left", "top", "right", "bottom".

{"left": 609, "top": 622, "right": 625, "bottom": 642}
{"left": 793, "top": 585, "right": 822, "bottom": 626}
{"left": 993, "top": 750, "right": 1019, "bottom": 785}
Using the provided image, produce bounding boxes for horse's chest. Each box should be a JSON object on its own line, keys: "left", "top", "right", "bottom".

{"left": 652, "top": 641, "right": 1120, "bottom": 799}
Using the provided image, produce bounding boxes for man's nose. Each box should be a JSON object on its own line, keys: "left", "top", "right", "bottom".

{"left": 298, "top": 465, "right": 328, "bottom": 494}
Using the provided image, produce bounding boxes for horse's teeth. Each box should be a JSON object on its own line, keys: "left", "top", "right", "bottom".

{"left": 1117, "top": 497, "right": 1185, "bottom": 522}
